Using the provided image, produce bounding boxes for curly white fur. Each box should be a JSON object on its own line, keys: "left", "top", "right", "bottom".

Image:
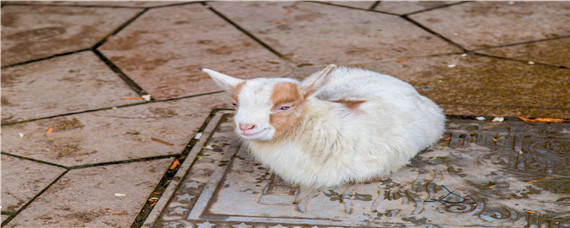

{"left": 201, "top": 65, "right": 445, "bottom": 187}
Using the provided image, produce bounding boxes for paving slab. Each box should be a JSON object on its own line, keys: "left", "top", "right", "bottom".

{"left": 373, "top": 1, "right": 454, "bottom": 15}
{"left": 1, "top": 5, "right": 142, "bottom": 66}
{"left": 1, "top": 51, "right": 141, "bottom": 124}
{"left": 476, "top": 38, "right": 570, "bottom": 68}
{"left": 147, "top": 115, "right": 570, "bottom": 227}
{"left": 4, "top": 158, "right": 172, "bottom": 227}
{"left": 1, "top": 93, "right": 231, "bottom": 167}
{"left": 1, "top": 154, "right": 66, "bottom": 213}
{"left": 410, "top": 1, "right": 570, "bottom": 50}
{"left": 9, "top": 1, "right": 195, "bottom": 7}
{"left": 348, "top": 55, "right": 569, "bottom": 118}
{"left": 99, "top": 4, "right": 292, "bottom": 100}
{"left": 209, "top": 2, "right": 461, "bottom": 66}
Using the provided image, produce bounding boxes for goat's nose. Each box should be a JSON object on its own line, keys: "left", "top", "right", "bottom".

{"left": 239, "top": 123, "right": 256, "bottom": 131}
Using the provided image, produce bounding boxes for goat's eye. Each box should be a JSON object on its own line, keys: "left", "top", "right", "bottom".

{"left": 232, "top": 102, "right": 237, "bottom": 107}
{"left": 279, "top": 106, "right": 290, "bottom": 111}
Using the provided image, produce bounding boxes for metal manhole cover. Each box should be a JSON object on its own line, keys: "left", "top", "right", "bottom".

{"left": 144, "top": 111, "right": 569, "bottom": 227}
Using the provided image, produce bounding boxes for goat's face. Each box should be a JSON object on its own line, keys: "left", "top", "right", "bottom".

{"left": 201, "top": 64, "right": 337, "bottom": 141}
{"left": 231, "top": 78, "right": 305, "bottom": 141}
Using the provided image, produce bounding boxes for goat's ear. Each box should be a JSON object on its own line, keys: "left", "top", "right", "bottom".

{"left": 200, "top": 68, "right": 244, "bottom": 92}
{"left": 301, "top": 64, "right": 337, "bottom": 98}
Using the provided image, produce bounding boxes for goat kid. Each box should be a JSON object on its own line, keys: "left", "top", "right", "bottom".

{"left": 201, "top": 64, "right": 445, "bottom": 187}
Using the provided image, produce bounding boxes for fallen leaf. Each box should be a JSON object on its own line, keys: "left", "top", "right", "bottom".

{"left": 488, "top": 186, "right": 494, "bottom": 189}
{"left": 151, "top": 137, "right": 173, "bottom": 146}
{"left": 121, "top": 97, "right": 144, "bottom": 100}
{"left": 46, "top": 127, "right": 54, "bottom": 134}
{"left": 519, "top": 117, "right": 566, "bottom": 123}
{"left": 112, "top": 211, "right": 128, "bottom": 215}
{"left": 148, "top": 198, "right": 159, "bottom": 207}
{"left": 267, "top": 19, "right": 280, "bottom": 23}
{"left": 169, "top": 159, "right": 180, "bottom": 170}
{"left": 395, "top": 58, "right": 409, "bottom": 63}
{"left": 283, "top": 52, "right": 294, "bottom": 56}
{"left": 492, "top": 138, "right": 498, "bottom": 142}
{"left": 526, "top": 176, "right": 556, "bottom": 184}
{"left": 443, "top": 137, "right": 451, "bottom": 141}
{"left": 283, "top": 9, "right": 292, "bottom": 16}
{"left": 105, "top": 35, "right": 114, "bottom": 41}
{"left": 526, "top": 210, "right": 537, "bottom": 214}
{"left": 18, "top": 133, "right": 24, "bottom": 138}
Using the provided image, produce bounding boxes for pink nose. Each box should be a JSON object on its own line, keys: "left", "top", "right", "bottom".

{"left": 239, "top": 123, "right": 256, "bottom": 131}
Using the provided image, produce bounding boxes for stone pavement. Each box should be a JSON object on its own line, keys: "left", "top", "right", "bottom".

{"left": 1, "top": 1, "right": 568, "bottom": 227}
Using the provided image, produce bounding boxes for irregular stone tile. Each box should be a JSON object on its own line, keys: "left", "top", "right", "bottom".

{"left": 1, "top": 5, "right": 142, "bottom": 66}
{"left": 476, "top": 38, "right": 570, "bottom": 68}
{"left": 321, "top": 1, "right": 376, "bottom": 9}
{"left": 410, "top": 2, "right": 570, "bottom": 50}
{"left": 4, "top": 158, "right": 172, "bottom": 227}
{"left": 11, "top": 1, "right": 195, "bottom": 7}
{"left": 150, "top": 116, "right": 570, "bottom": 227}
{"left": 210, "top": 2, "right": 460, "bottom": 66}
{"left": 99, "top": 4, "right": 291, "bottom": 100}
{"left": 1, "top": 51, "right": 141, "bottom": 124}
{"left": 1, "top": 93, "right": 232, "bottom": 167}
{"left": 373, "top": 1, "right": 453, "bottom": 15}
{"left": 347, "top": 55, "right": 569, "bottom": 118}
{"left": 1, "top": 155, "right": 66, "bottom": 213}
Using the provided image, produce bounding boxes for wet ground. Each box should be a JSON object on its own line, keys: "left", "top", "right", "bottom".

{"left": 148, "top": 112, "right": 569, "bottom": 227}
{"left": 1, "top": 1, "right": 569, "bottom": 227}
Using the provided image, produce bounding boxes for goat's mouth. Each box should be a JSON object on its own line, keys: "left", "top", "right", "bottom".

{"left": 239, "top": 128, "right": 269, "bottom": 137}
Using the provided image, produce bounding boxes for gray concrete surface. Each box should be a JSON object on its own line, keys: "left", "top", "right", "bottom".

{"left": 1, "top": 1, "right": 568, "bottom": 227}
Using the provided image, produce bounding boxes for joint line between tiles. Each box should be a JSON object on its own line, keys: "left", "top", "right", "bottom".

{"left": 1, "top": 49, "right": 92, "bottom": 69}
{"left": 403, "top": 1, "right": 469, "bottom": 16}
{"left": 92, "top": 49, "right": 149, "bottom": 97}
{"left": 202, "top": 2, "right": 291, "bottom": 63}
{"left": 1, "top": 2, "right": 148, "bottom": 9}
{"left": 130, "top": 109, "right": 226, "bottom": 227}
{"left": 368, "top": 1, "right": 381, "bottom": 11}
{"left": 307, "top": 1, "right": 399, "bottom": 16}
{"left": 92, "top": 8, "right": 149, "bottom": 49}
{"left": 0, "top": 91, "right": 227, "bottom": 127}
{"left": 1, "top": 170, "right": 70, "bottom": 227}
{"left": 473, "top": 52, "right": 568, "bottom": 69}
{"left": 470, "top": 35, "right": 570, "bottom": 60}
{"left": 401, "top": 15, "right": 468, "bottom": 53}
{"left": 1, "top": 152, "right": 68, "bottom": 169}
{"left": 67, "top": 155, "right": 178, "bottom": 170}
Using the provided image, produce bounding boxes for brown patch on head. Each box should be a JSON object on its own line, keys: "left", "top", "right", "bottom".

{"left": 332, "top": 99, "right": 366, "bottom": 110}
{"left": 270, "top": 82, "right": 306, "bottom": 139}
{"left": 231, "top": 81, "right": 247, "bottom": 106}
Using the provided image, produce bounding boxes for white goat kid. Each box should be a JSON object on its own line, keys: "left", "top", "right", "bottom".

{"left": 201, "top": 64, "right": 445, "bottom": 188}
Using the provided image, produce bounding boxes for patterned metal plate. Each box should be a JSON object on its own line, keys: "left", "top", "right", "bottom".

{"left": 145, "top": 112, "right": 569, "bottom": 227}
